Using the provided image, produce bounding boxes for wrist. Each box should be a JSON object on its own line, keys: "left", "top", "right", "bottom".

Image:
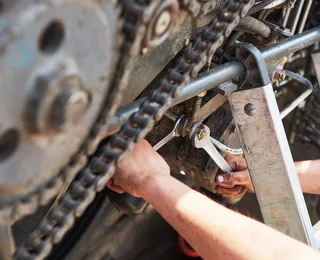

{"left": 138, "top": 174, "right": 169, "bottom": 199}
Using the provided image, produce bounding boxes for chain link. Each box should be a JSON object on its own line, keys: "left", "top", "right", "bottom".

{"left": 14, "top": 0, "right": 254, "bottom": 259}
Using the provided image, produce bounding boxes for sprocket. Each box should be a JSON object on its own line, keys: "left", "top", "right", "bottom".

{"left": 0, "top": 0, "right": 120, "bottom": 222}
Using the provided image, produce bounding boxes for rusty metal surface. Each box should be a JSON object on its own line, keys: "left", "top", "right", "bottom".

{"left": 121, "top": 15, "right": 194, "bottom": 105}
{"left": 0, "top": 0, "right": 117, "bottom": 202}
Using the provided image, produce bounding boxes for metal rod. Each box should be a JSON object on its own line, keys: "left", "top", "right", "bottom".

{"left": 172, "top": 61, "right": 245, "bottom": 106}
{"left": 298, "top": 0, "right": 313, "bottom": 34}
{"left": 164, "top": 110, "right": 177, "bottom": 121}
{"left": 105, "top": 26, "right": 320, "bottom": 136}
{"left": 262, "top": 25, "right": 320, "bottom": 63}
{"left": 283, "top": 7, "right": 291, "bottom": 27}
{"left": 291, "top": 0, "right": 306, "bottom": 34}
{"left": 280, "top": 70, "right": 313, "bottom": 119}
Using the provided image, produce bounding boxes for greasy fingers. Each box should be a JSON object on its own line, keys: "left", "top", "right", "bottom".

{"left": 224, "top": 155, "right": 247, "bottom": 171}
{"left": 216, "top": 185, "right": 247, "bottom": 199}
{"left": 215, "top": 155, "right": 254, "bottom": 199}
{"left": 216, "top": 170, "right": 251, "bottom": 189}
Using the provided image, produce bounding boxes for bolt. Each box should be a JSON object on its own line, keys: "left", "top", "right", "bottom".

{"left": 50, "top": 80, "right": 89, "bottom": 131}
{"left": 233, "top": 77, "right": 240, "bottom": 84}
{"left": 244, "top": 103, "right": 256, "bottom": 116}
{"left": 154, "top": 10, "right": 171, "bottom": 36}
{"left": 197, "top": 128, "right": 207, "bottom": 140}
{"left": 24, "top": 60, "right": 89, "bottom": 135}
{"left": 274, "top": 69, "right": 286, "bottom": 81}
{"left": 197, "top": 91, "right": 207, "bottom": 98}
{"left": 184, "top": 38, "right": 190, "bottom": 47}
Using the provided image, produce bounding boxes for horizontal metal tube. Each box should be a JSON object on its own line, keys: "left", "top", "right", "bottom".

{"left": 106, "top": 26, "right": 320, "bottom": 135}
{"left": 172, "top": 61, "right": 244, "bottom": 106}
{"left": 262, "top": 25, "right": 320, "bottom": 63}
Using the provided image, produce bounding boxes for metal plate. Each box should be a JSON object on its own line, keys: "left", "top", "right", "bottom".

{"left": 228, "top": 84, "right": 316, "bottom": 247}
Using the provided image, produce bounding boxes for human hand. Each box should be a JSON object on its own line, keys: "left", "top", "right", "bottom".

{"left": 215, "top": 155, "right": 254, "bottom": 199}
{"left": 107, "top": 140, "right": 170, "bottom": 197}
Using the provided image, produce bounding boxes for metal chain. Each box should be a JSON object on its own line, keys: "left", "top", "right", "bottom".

{"left": 2, "top": 0, "right": 231, "bottom": 225}
{"left": 180, "top": 0, "right": 218, "bottom": 17}
{"left": 0, "top": 0, "right": 124, "bottom": 224}
{"left": 15, "top": 0, "right": 254, "bottom": 259}
{"left": 3, "top": 0, "right": 177, "bottom": 225}
{"left": 3, "top": 0, "right": 153, "bottom": 224}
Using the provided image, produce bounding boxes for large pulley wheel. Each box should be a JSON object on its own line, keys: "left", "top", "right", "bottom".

{"left": 0, "top": 0, "right": 118, "bottom": 215}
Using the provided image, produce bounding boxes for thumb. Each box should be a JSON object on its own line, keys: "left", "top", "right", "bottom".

{"left": 216, "top": 169, "right": 250, "bottom": 188}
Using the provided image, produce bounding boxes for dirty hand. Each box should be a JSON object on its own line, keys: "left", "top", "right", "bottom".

{"left": 107, "top": 140, "right": 170, "bottom": 197}
{"left": 215, "top": 155, "right": 254, "bottom": 199}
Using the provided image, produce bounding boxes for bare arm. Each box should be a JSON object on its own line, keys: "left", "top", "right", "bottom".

{"left": 295, "top": 160, "right": 320, "bottom": 194}
{"left": 108, "top": 140, "right": 319, "bottom": 260}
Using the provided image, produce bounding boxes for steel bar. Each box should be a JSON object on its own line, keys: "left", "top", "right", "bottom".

{"left": 298, "top": 0, "right": 313, "bottom": 34}
{"left": 105, "top": 26, "right": 320, "bottom": 135}
{"left": 280, "top": 70, "right": 313, "bottom": 119}
{"left": 228, "top": 84, "right": 316, "bottom": 247}
{"left": 262, "top": 25, "right": 320, "bottom": 63}
{"left": 171, "top": 62, "right": 245, "bottom": 106}
{"left": 164, "top": 110, "right": 177, "bottom": 121}
{"left": 283, "top": 7, "right": 291, "bottom": 27}
{"left": 290, "top": 0, "right": 305, "bottom": 34}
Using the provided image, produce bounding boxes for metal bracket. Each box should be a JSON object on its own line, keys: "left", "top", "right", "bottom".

{"left": 220, "top": 43, "right": 270, "bottom": 90}
{"left": 226, "top": 44, "right": 317, "bottom": 247}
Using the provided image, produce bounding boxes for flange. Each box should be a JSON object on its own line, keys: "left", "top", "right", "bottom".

{"left": 0, "top": 0, "right": 117, "bottom": 204}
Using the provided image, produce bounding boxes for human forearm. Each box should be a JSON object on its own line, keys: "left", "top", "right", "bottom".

{"left": 295, "top": 160, "right": 320, "bottom": 194}
{"left": 141, "top": 174, "right": 319, "bottom": 260}
{"left": 110, "top": 141, "right": 319, "bottom": 259}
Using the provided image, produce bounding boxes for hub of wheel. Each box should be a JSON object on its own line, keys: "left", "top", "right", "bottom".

{"left": 24, "top": 59, "right": 90, "bottom": 134}
{"left": 0, "top": 0, "right": 117, "bottom": 205}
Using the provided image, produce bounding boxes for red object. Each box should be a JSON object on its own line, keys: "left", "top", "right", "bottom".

{"left": 178, "top": 235, "right": 200, "bottom": 258}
